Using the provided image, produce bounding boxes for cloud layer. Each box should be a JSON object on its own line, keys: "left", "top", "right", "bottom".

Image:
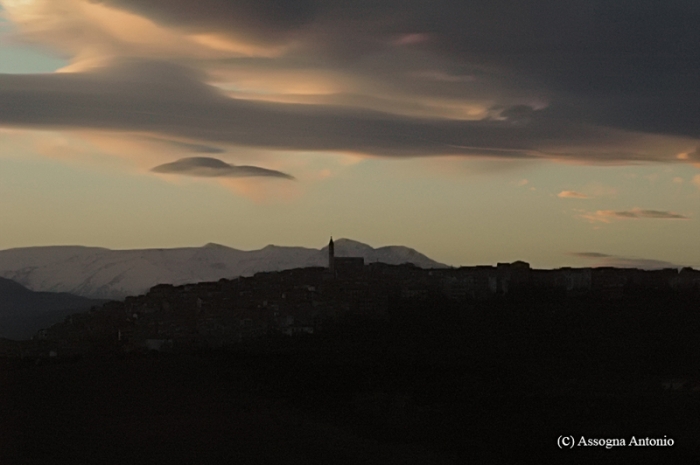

{"left": 603, "top": 209, "right": 688, "bottom": 220}
{"left": 151, "top": 157, "right": 294, "bottom": 179}
{"left": 81, "top": 0, "right": 700, "bottom": 140}
{"left": 580, "top": 208, "right": 690, "bottom": 223}
{"left": 0, "top": 0, "right": 699, "bottom": 164}
{"left": 572, "top": 252, "right": 682, "bottom": 270}
{"left": 0, "top": 59, "right": 691, "bottom": 162}
{"left": 572, "top": 252, "right": 611, "bottom": 259}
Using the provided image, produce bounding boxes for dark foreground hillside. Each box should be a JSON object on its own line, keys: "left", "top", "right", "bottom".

{"left": 1, "top": 350, "right": 699, "bottom": 464}
{"left": 0, "top": 354, "right": 453, "bottom": 465}
{"left": 2, "top": 290, "right": 700, "bottom": 464}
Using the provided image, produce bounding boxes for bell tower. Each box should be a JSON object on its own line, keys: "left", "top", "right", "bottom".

{"left": 328, "top": 236, "right": 335, "bottom": 273}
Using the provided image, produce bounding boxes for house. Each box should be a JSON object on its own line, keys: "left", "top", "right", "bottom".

{"left": 144, "top": 339, "right": 173, "bottom": 352}
{"left": 560, "top": 268, "right": 592, "bottom": 293}
{"left": 661, "top": 379, "right": 688, "bottom": 391}
{"left": 442, "top": 276, "right": 474, "bottom": 300}
{"left": 282, "top": 326, "right": 314, "bottom": 336}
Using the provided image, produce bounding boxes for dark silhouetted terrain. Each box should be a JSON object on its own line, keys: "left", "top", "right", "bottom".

{"left": 0, "top": 278, "right": 103, "bottom": 340}
{"left": 2, "top": 265, "right": 700, "bottom": 463}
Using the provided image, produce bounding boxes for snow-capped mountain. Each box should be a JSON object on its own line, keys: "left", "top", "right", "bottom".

{"left": 0, "top": 239, "right": 446, "bottom": 300}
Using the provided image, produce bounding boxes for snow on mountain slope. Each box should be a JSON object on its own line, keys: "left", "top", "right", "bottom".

{"left": 0, "top": 240, "right": 445, "bottom": 300}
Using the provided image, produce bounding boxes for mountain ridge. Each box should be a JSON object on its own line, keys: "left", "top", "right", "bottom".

{"left": 0, "top": 239, "right": 446, "bottom": 300}
{"left": 0, "top": 277, "right": 104, "bottom": 340}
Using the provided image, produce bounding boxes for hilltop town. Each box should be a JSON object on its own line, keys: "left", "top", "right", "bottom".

{"left": 3, "top": 238, "right": 699, "bottom": 362}
{"left": 3, "top": 240, "right": 700, "bottom": 463}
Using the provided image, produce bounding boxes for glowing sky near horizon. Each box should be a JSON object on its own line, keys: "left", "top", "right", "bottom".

{"left": 1, "top": 0, "right": 699, "bottom": 269}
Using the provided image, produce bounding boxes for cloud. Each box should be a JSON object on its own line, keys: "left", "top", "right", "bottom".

{"left": 150, "top": 157, "right": 295, "bottom": 179}
{"left": 1, "top": 1, "right": 700, "bottom": 166}
{"left": 573, "top": 252, "right": 681, "bottom": 270}
{"left": 558, "top": 183, "right": 615, "bottom": 199}
{"left": 72, "top": 1, "right": 700, "bottom": 141}
{"left": 571, "top": 252, "right": 611, "bottom": 258}
{"left": 603, "top": 258, "right": 682, "bottom": 270}
{"left": 613, "top": 209, "right": 688, "bottom": 220}
{"left": 0, "top": 58, "right": 693, "bottom": 163}
{"left": 558, "top": 190, "right": 588, "bottom": 199}
{"left": 693, "top": 175, "right": 700, "bottom": 189}
{"left": 90, "top": 0, "right": 319, "bottom": 46}
{"left": 580, "top": 208, "right": 689, "bottom": 223}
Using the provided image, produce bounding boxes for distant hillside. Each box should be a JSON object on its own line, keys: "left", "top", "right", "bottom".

{"left": 0, "top": 239, "right": 446, "bottom": 300}
{"left": 0, "top": 278, "right": 103, "bottom": 340}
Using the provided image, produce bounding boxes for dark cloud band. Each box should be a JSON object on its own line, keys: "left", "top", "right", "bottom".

{"left": 609, "top": 209, "right": 688, "bottom": 220}
{"left": 0, "top": 60, "right": 682, "bottom": 162}
{"left": 571, "top": 252, "right": 612, "bottom": 258}
{"left": 88, "top": 1, "right": 700, "bottom": 140}
{"left": 573, "top": 252, "right": 682, "bottom": 270}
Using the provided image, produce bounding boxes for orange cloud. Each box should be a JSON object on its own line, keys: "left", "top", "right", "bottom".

{"left": 2, "top": 0, "right": 282, "bottom": 72}
{"left": 3, "top": 0, "right": 699, "bottom": 169}
{"left": 558, "top": 190, "right": 588, "bottom": 199}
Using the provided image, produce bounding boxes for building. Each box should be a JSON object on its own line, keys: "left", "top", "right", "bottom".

{"left": 328, "top": 237, "right": 365, "bottom": 276}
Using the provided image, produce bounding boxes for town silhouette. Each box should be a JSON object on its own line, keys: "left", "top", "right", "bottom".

{"left": 2, "top": 238, "right": 700, "bottom": 463}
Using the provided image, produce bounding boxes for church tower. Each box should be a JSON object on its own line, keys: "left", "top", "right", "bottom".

{"left": 328, "top": 236, "right": 335, "bottom": 273}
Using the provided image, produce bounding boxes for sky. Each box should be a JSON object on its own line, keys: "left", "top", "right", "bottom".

{"left": 0, "top": 0, "right": 699, "bottom": 269}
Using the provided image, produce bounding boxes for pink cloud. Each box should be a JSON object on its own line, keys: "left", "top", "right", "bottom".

{"left": 693, "top": 174, "right": 700, "bottom": 189}
{"left": 558, "top": 190, "right": 588, "bottom": 199}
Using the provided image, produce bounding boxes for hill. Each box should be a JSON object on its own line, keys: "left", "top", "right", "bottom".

{"left": 0, "top": 278, "right": 103, "bottom": 340}
{"left": 0, "top": 239, "right": 445, "bottom": 300}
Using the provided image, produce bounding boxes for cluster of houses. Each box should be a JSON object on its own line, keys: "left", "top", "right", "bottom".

{"left": 439, "top": 263, "right": 700, "bottom": 300}
{"left": 2, "top": 244, "right": 700, "bottom": 360}
{"left": 15, "top": 263, "right": 393, "bottom": 357}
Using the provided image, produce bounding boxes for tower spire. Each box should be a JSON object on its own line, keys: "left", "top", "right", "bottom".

{"left": 328, "top": 236, "right": 335, "bottom": 273}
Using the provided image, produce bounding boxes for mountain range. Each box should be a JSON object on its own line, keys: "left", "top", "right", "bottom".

{"left": 0, "top": 239, "right": 446, "bottom": 300}
{"left": 0, "top": 278, "right": 104, "bottom": 340}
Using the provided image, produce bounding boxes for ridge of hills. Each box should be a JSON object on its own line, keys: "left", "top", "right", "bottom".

{"left": 0, "top": 239, "right": 446, "bottom": 300}
{"left": 0, "top": 277, "right": 104, "bottom": 340}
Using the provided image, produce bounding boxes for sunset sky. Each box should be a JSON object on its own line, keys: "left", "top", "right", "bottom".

{"left": 1, "top": 0, "right": 699, "bottom": 269}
